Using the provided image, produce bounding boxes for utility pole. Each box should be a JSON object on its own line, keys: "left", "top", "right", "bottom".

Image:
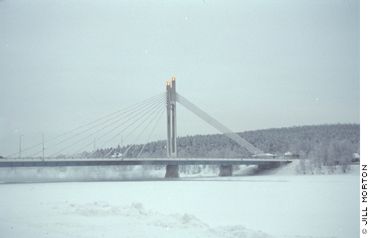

{"left": 18, "top": 134, "right": 23, "bottom": 159}
{"left": 42, "top": 133, "right": 45, "bottom": 161}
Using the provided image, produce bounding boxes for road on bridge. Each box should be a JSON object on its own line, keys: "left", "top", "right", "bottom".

{"left": 0, "top": 158, "right": 293, "bottom": 167}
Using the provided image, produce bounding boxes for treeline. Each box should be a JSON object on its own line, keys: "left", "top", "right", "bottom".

{"left": 83, "top": 124, "right": 359, "bottom": 172}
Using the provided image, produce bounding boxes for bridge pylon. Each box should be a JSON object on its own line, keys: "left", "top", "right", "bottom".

{"left": 165, "top": 77, "right": 179, "bottom": 178}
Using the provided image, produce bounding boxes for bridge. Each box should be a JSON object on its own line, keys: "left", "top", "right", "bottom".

{"left": 1, "top": 78, "right": 292, "bottom": 178}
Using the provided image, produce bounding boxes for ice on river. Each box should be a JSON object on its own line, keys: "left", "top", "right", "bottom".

{"left": 0, "top": 164, "right": 359, "bottom": 238}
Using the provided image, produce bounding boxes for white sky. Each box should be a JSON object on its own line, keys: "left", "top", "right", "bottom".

{"left": 0, "top": 0, "right": 359, "bottom": 155}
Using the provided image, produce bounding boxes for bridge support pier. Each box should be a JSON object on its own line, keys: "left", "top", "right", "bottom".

{"left": 165, "top": 165, "right": 179, "bottom": 178}
{"left": 219, "top": 165, "right": 233, "bottom": 176}
{"left": 165, "top": 78, "right": 179, "bottom": 178}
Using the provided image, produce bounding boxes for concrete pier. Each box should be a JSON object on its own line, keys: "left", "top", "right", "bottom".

{"left": 165, "top": 165, "right": 179, "bottom": 178}
{"left": 219, "top": 164, "right": 233, "bottom": 176}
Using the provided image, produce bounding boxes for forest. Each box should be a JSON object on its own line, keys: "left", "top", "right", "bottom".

{"left": 84, "top": 124, "right": 359, "bottom": 173}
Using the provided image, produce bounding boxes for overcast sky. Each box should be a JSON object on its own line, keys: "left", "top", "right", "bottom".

{"left": 0, "top": 0, "right": 359, "bottom": 155}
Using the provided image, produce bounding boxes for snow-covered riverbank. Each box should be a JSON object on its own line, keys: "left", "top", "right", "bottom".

{"left": 0, "top": 167, "right": 359, "bottom": 238}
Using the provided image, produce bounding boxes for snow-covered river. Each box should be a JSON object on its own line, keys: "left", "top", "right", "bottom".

{"left": 0, "top": 166, "right": 359, "bottom": 238}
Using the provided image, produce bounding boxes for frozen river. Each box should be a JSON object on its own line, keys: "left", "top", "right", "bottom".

{"left": 0, "top": 167, "right": 359, "bottom": 238}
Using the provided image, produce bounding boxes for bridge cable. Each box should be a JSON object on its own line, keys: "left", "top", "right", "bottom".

{"left": 120, "top": 105, "right": 165, "bottom": 158}
{"left": 100, "top": 98, "right": 165, "bottom": 158}
{"left": 48, "top": 95, "right": 165, "bottom": 158}
{"left": 27, "top": 95, "right": 165, "bottom": 158}
{"left": 80, "top": 96, "right": 162, "bottom": 157}
{"left": 67, "top": 96, "right": 165, "bottom": 158}
{"left": 6, "top": 93, "right": 164, "bottom": 158}
{"left": 136, "top": 106, "right": 165, "bottom": 158}
{"left": 176, "top": 93, "right": 263, "bottom": 155}
{"left": 46, "top": 95, "right": 164, "bottom": 156}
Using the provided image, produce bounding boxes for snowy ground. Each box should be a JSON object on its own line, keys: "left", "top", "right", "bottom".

{"left": 0, "top": 164, "right": 360, "bottom": 238}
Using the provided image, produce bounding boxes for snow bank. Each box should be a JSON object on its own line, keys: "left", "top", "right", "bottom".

{"left": 259, "top": 160, "right": 360, "bottom": 176}
{"left": 0, "top": 165, "right": 165, "bottom": 183}
{"left": 0, "top": 198, "right": 273, "bottom": 238}
{"left": 64, "top": 202, "right": 273, "bottom": 238}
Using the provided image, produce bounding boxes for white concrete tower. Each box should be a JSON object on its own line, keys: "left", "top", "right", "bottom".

{"left": 165, "top": 77, "right": 179, "bottom": 178}
{"left": 166, "top": 77, "right": 177, "bottom": 158}
{"left": 166, "top": 81, "right": 172, "bottom": 157}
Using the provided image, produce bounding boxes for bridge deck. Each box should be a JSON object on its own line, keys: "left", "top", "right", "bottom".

{"left": 0, "top": 158, "right": 292, "bottom": 167}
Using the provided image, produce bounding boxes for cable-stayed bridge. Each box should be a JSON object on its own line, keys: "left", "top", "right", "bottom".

{"left": 1, "top": 78, "right": 292, "bottom": 177}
